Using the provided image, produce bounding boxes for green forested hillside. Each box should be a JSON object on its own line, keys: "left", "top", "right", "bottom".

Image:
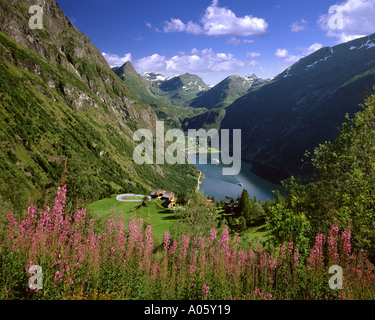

{"left": 153, "top": 73, "right": 210, "bottom": 107}
{"left": 221, "top": 33, "right": 375, "bottom": 179}
{"left": 0, "top": 0, "right": 198, "bottom": 212}
{"left": 183, "top": 74, "right": 268, "bottom": 130}
{"left": 267, "top": 90, "right": 375, "bottom": 260}
{"left": 112, "top": 62, "right": 207, "bottom": 129}
{"left": 190, "top": 74, "right": 268, "bottom": 110}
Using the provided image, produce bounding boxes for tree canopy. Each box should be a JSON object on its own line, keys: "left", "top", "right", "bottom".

{"left": 267, "top": 89, "right": 375, "bottom": 260}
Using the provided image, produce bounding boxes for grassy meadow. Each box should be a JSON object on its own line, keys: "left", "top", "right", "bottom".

{"left": 87, "top": 195, "right": 178, "bottom": 242}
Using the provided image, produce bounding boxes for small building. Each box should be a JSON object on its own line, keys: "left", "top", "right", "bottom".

{"left": 161, "top": 191, "right": 174, "bottom": 201}
{"left": 162, "top": 200, "right": 176, "bottom": 209}
{"left": 150, "top": 189, "right": 158, "bottom": 198}
{"left": 151, "top": 189, "right": 165, "bottom": 198}
{"left": 223, "top": 196, "right": 238, "bottom": 214}
{"left": 223, "top": 196, "right": 233, "bottom": 205}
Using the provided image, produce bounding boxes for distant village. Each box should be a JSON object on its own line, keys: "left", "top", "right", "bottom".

{"left": 150, "top": 188, "right": 238, "bottom": 213}
{"left": 150, "top": 189, "right": 176, "bottom": 209}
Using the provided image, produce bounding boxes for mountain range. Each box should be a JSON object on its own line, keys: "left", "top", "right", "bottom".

{"left": 221, "top": 32, "right": 375, "bottom": 181}
{"left": 2, "top": 0, "right": 375, "bottom": 211}
{"left": 0, "top": 0, "right": 198, "bottom": 210}
{"left": 113, "top": 62, "right": 268, "bottom": 130}
{"left": 114, "top": 33, "right": 375, "bottom": 183}
{"left": 190, "top": 74, "right": 269, "bottom": 110}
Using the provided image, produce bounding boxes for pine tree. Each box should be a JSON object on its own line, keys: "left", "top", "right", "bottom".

{"left": 238, "top": 189, "right": 253, "bottom": 226}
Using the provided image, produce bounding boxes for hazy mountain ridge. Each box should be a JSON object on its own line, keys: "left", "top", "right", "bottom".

{"left": 114, "top": 62, "right": 268, "bottom": 131}
{"left": 113, "top": 62, "right": 209, "bottom": 128}
{"left": 190, "top": 74, "right": 269, "bottom": 110}
{"left": 221, "top": 32, "right": 375, "bottom": 180}
{"left": 145, "top": 72, "right": 210, "bottom": 107}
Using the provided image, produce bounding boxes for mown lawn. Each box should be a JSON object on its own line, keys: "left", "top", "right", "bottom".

{"left": 87, "top": 195, "right": 177, "bottom": 242}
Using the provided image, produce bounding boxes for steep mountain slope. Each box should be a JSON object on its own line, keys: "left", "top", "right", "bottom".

{"left": 183, "top": 74, "right": 269, "bottom": 130}
{"left": 190, "top": 74, "right": 268, "bottom": 110}
{"left": 0, "top": 0, "right": 198, "bottom": 211}
{"left": 112, "top": 62, "right": 206, "bottom": 128}
{"left": 112, "top": 61, "right": 154, "bottom": 103}
{"left": 221, "top": 33, "right": 375, "bottom": 181}
{"left": 182, "top": 108, "right": 226, "bottom": 131}
{"left": 146, "top": 73, "right": 210, "bottom": 107}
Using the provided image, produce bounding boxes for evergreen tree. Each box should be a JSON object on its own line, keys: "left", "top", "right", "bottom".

{"left": 238, "top": 189, "right": 253, "bottom": 225}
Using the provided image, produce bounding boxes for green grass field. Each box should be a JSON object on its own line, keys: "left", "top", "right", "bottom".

{"left": 88, "top": 195, "right": 270, "bottom": 248}
{"left": 87, "top": 195, "right": 177, "bottom": 241}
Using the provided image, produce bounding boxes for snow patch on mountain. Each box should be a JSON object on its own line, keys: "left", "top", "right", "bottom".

{"left": 142, "top": 72, "right": 166, "bottom": 82}
{"left": 305, "top": 54, "right": 332, "bottom": 70}
{"left": 358, "top": 39, "right": 375, "bottom": 50}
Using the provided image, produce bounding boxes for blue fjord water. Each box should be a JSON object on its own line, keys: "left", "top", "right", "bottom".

{"left": 188, "top": 153, "right": 286, "bottom": 202}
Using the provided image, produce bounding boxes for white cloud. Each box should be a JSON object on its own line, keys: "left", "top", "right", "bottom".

{"left": 162, "top": 19, "right": 203, "bottom": 35}
{"left": 275, "top": 48, "right": 289, "bottom": 58}
{"left": 227, "top": 37, "right": 241, "bottom": 46}
{"left": 226, "top": 38, "right": 256, "bottom": 46}
{"left": 102, "top": 52, "right": 132, "bottom": 67}
{"left": 298, "top": 42, "right": 323, "bottom": 55}
{"left": 161, "top": 0, "right": 268, "bottom": 38}
{"left": 275, "top": 49, "right": 302, "bottom": 66}
{"left": 318, "top": 0, "right": 375, "bottom": 43}
{"left": 284, "top": 54, "right": 302, "bottom": 65}
{"left": 201, "top": 0, "right": 268, "bottom": 37}
{"left": 145, "top": 21, "right": 161, "bottom": 33}
{"left": 186, "top": 21, "right": 203, "bottom": 35}
{"left": 163, "top": 18, "right": 186, "bottom": 33}
{"left": 275, "top": 42, "right": 323, "bottom": 67}
{"left": 135, "top": 54, "right": 168, "bottom": 73}
{"left": 246, "top": 51, "right": 261, "bottom": 58}
{"left": 275, "top": 49, "right": 302, "bottom": 65}
{"left": 290, "top": 19, "right": 307, "bottom": 32}
{"left": 134, "top": 48, "right": 245, "bottom": 76}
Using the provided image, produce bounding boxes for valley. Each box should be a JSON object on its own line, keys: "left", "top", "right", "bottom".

{"left": 112, "top": 32, "right": 375, "bottom": 182}
{"left": 2, "top": 0, "right": 375, "bottom": 302}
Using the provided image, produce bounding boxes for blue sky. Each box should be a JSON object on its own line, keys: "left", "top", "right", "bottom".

{"left": 56, "top": 0, "right": 375, "bottom": 85}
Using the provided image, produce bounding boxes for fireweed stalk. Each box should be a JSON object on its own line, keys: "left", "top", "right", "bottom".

{"left": 1, "top": 183, "right": 375, "bottom": 300}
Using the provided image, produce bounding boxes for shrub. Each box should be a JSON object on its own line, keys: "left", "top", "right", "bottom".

{"left": 1, "top": 183, "right": 375, "bottom": 300}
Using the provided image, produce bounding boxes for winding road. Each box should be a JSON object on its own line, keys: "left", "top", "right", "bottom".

{"left": 197, "top": 171, "right": 202, "bottom": 191}
{"left": 117, "top": 171, "right": 202, "bottom": 203}
{"left": 116, "top": 194, "right": 151, "bottom": 202}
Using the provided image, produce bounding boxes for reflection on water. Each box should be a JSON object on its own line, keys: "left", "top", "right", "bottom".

{"left": 188, "top": 153, "right": 286, "bottom": 202}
